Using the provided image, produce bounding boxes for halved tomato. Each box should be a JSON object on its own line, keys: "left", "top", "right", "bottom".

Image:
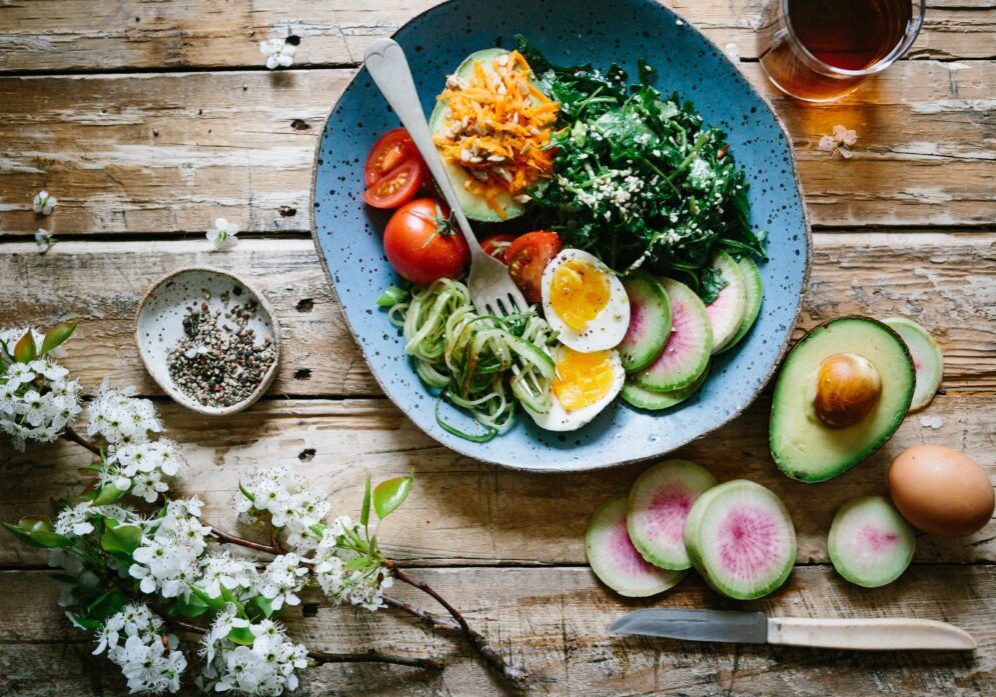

{"left": 364, "top": 129, "right": 418, "bottom": 186}
{"left": 480, "top": 233, "right": 517, "bottom": 263}
{"left": 505, "top": 231, "right": 562, "bottom": 304}
{"left": 363, "top": 159, "right": 424, "bottom": 209}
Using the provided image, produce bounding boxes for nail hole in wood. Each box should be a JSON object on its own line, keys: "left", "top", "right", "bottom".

{"left": 294, "top": 368, "right": 312, "bottom": 380}
{"left": 295, "top": 298, "right": 314, "bottom": 312}
{"left": 298, "top": 449, "right": 316, "bottom": 462}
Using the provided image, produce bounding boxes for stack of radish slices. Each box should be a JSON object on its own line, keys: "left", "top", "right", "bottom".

{"left": 586, "top": 461, "right": 797, "bottom": 600}
{"left": 619, "top": 252, "right": 763, "bottom": 411}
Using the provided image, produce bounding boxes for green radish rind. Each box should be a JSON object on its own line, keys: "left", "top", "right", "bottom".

{"left": 683, "top": 480, "right": 797, "bottom": 600}
{"left": 705, "top": 251, "right": 747, "bottom": 354}
{"left": 619, "top": 272, "right": 671, "bottom": 373}
{"left": 632, "top": 279, "right": 712, "bottom": 393}
{"left": 626, "top": 460, "right": 717, "bottom": 571}
{"left": 769, "top": 316, "right": 915, "bottom": 483}
{"left": 429, "top": 49, "right": 525, "bottom": 223}
{"left": 720, "top": 257, "right": 763, "bottom": 353}
{"left": 828, "top": 496, "right": 916, "bottom": 589}
{"left": 585, "top": 494, "right": 686, "bottom": 597}
{"left": 621, "top": 366, "right": 709, "bottom": 411}
{"left": 882, "top": 317, "right": 943, "bottom": 412}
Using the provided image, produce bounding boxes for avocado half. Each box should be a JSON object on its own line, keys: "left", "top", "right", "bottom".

{"left": 428, "top": 48, "right": 528, "bottom": 223}
{"left": 769, "top": 316, "right": 915, "bottom": 483}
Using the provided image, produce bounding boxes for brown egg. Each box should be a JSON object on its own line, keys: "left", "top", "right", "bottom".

{"left": 888, "top": 445, "right": 994, "bottom": 537}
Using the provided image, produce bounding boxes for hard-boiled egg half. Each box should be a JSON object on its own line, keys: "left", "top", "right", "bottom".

{"left": 541, "top": 249, "right": 630, "bottom": 353}
{"left": 525, "top": 344, "right": 625, "bottom": 431}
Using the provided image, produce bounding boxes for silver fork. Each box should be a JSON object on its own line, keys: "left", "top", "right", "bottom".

{"left": 364, "top": 38, "right": 529, "bottom": 319}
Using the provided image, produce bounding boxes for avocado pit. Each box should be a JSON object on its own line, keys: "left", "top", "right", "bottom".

{"left": 813, "top": 353, "right": 882, "bottom": 428}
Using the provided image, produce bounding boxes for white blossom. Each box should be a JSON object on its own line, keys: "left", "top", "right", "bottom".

{"left": 207, "top": 217, "right": 239, "bottom": 250}
{"left": 87, "top": 380, "right": 163, "bottom": 446}
{"left": 32, "top": 190, "right": 57, "bottom": 215}
{"left": 54, "top": 501, "right": 99, "bottom": 537}
{"left": 819, "top": 125, "right": 858, "bottom": 158}
{"left": 109, "top": 634, "right": 187, "bottom": 694}
{"left": 0, "top": 332, "right": 82, "bottom": 451}
{"left": 312, "top": 517, "right": 392, "bottom": 611}
{"left": 35, "top": 228, "right": 56, "bottom": 254}
{"left": 200, "top": 613, "right": 308, "bottom": 696}
{"left": 101, "top": 440, "right": 185, "bottom": 502}
{"left": 195, "top": 552, "right": 260, "bottom": 600}
{"left": 257, "top": 553, "right": 309, "bottom": 611}
{"left": 129, "top": 498, "right": 211, "bottom": 599}
{"left": 237, "top": 466, "right": 329, "bottom": 551}
{"left": 259, "top": 38, "right": 296, "bottom": 70}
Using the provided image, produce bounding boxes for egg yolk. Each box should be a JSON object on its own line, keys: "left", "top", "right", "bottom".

{"left": 553, "top": 348, "right": 616, "bottom": 411}
{"left": 549, "top": 259, "right": 610, "bottom": 331}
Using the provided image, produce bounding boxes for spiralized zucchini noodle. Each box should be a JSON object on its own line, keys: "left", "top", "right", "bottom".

{"left": 385, "top": 279, "right": 557, "bottom": 442}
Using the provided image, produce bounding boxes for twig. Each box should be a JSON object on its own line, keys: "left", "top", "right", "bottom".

{"left": 306, "top": 648, "right": 442, "bottom": 670}
{"left": 166, "top": 618, "right": 439, "bottom": 670}
{"left": 208, "top": 525, "right": 285, "bottom": 556}
{"left": 61, "top": 425, "right": 100, "bottom": 455}
{"left": 383, "top": 595, "right": 460, "bottom": 633}
{"left": 387, "top": 563, "right": 527, "bottom": 688}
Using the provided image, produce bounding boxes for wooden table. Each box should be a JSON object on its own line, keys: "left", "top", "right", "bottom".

{"left": 1, "top": 2, "right": 993, "bottom": 695}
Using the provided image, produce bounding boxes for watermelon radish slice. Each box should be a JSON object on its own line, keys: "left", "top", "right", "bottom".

{"left": 828, "top": 496, "right": 915, "bottom": 588}
{"left": 585, "top": 494, "right": 686, "bottom": 597}
{"left": 621, "top": 366, "right": 708, "bottom": 411}
{"left": 683, "top": 480, "right": 796, "bottom": 600}
{"left": 619, "top": 272, "right": 671, "bottom": 373}
{"left": 632, "top": 279, "right": 712, "bottom": 393}
{"left": 626, "top": 460, "right": 717, "bottom": 570}
{"left": 882, "top": 317, "right": 943, "bottom": 412}
{"left": 720, "top": 257, "right": 763, "bottom": 353}
{"left": 705, "top": 251, "right": 747, "bottom": 353}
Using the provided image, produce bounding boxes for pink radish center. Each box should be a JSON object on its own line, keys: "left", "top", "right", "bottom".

{"left": 644, "top": 486, "right": 693, "bottom": 544}
{"left": 646, "top": 299, "right": 691, "bottom": 372}
{"left": 859, "top": 524, "right": 897, "bottom": 554}
{"left": 716, "top": 506, "right": 783, "bottom": 580}
{"left": 625, "top": 298, "right": 645, "bottom": 340}
{"left": 706, "top": 287, "right": 733, "bottom": 324}
{"left": 610, "top": 524, "right": 658, "bottom": 575}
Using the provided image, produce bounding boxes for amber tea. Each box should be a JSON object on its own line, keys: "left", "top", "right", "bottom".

{"left": 758, "top": 0, "right": 924, "bottom": 102}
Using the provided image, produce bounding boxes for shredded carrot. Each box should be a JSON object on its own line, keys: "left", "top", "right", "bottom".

{"left": 434, "top": 50, "right": 559, "bottom": 218}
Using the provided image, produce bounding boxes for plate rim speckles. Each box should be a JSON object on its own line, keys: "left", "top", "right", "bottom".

{"left": 309, "top": 0, "right": 812, "bottom": 472}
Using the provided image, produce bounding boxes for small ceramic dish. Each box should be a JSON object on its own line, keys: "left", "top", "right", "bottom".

{"left": 135, "top": 267, "right": 281, "bottom": 415}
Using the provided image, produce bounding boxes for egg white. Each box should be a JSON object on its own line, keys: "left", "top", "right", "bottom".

{"left": 541, "top": 249, "right": 630, "bottom": 353}
{"left": 525, "top": 345, "right": 625, "bottom": 432}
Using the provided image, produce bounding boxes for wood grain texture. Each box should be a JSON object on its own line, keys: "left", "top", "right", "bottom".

{"left": 1, "top": 234, "right": 992, "bottom": 396}
{"left": 2, "top": 392, "right": 992, "bottom": 568}
{"left": 0, "top": 61, "right": 993, "bottom": 234}
{"left": 0, "top": 566, "right": 993, "bottom": 696}
{"left": 0, "top": 0, "right": 991, "bottom": 74}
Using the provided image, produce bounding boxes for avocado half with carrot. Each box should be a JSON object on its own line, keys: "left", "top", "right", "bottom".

{"left": 429, "top": 48, "right": 557, "bottom": 223}
{"left": 769, "top": 316, "right": 915, "bottom": 483}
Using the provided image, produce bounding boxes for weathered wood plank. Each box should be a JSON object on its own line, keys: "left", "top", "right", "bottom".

{"left": 2, "top": 392, "right": 992, "bottom": 568}
{"left": 0, "top": 0, "right": 991, "bottom": 75}
{"left": 1, "top": 566, "right": 993, "bottom": 696}
{"left": 1, "top": 234, "right": 992, "bottom": 397}
{"left": 0, "top": 62, "right": 993, "bottom": 233}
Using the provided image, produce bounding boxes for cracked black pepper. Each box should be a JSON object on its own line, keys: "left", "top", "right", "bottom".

{"left": 167, "top": 289, "right": 276, "bottom": 408}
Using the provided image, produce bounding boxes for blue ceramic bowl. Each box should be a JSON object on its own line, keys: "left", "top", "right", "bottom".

{"left": 312, "top": 0, "right": 810, "bottom": 472}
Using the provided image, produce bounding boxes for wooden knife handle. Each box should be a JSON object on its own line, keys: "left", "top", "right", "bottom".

{"left": 767, "top": 617, "right": 977, "bottom": 651}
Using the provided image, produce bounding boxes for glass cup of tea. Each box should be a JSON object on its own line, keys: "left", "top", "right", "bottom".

{"left": 757, "top": 0, "right": 926, "bottom": 102}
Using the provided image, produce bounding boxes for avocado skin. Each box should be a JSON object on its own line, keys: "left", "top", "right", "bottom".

{"left": 769, "top": 316, "right": 915, "bottom": 483}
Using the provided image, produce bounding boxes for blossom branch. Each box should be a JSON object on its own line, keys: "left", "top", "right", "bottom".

{"left": 208, "top": 525, "right": 286, "bottom": 556}
{"left": 61, "top": 425, "right": 101, "bottom": 455}
{"left": 387, "top": 564, "right": 527, "bottom": 688}
{"left": 383, "top": 595, "right": 460, "bottom": 633}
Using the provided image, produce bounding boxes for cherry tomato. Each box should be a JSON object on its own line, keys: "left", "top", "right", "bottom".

{"left": 384, "top": 198, "right": 470, "bottom": 286}
{"left": 480, "top": 233, "right": 517, "bottom": 263}
{"left": 363, "top": 159, "right": 424, "bottom": 209}
{"left": 364, "top": 129, "right": 418, "bottom": 186}
{"left": 506, "top": 231, "right": 562, "bottom": 303}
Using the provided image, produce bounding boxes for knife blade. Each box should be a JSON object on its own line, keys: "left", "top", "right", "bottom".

{"left": 609, "top": 609, "right": 977, "bottom": 651}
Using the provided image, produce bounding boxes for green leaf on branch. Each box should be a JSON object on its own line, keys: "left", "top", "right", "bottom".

{"left": 253, "top": 595, "right": 274, "bottom": 618}
{"left": 89, "top": 482, "right": 127, "bottom": 506}
{"left": 190, "top": 585, "right": 227, "bottom": 612}
{"left": 86, "top": 588, "right": 128, "bottom": 621}
{"left": 100, "top": 519, "right": 142, "bottom": 555}
{"left": 171, "top": 594, "right": 211, "bottom": 618}
{"left": 344, "top": 557, "right": 368, "bottom": 571}
{"left": 4, "top": 516, "right": 73, "bottom": 548}
{"left": 373, "top": 476, "right": 413, "bottom": 520}
{"left": 360, "top": 472, "right": 372, "bottom": 528}
{"left": 67, "top": 612, "right": 103, "bottom": 631}
{"left": 228, "top": 626, "right": 255, "bottom": 646}
{"left": 41, "top": 322, "right": 76, "bottom": 355}
{"left": 238, "top": 482, "right": 256, "bottom": 503}
{"left": 13, "top": 330, "right": 37, "bottom": 363}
